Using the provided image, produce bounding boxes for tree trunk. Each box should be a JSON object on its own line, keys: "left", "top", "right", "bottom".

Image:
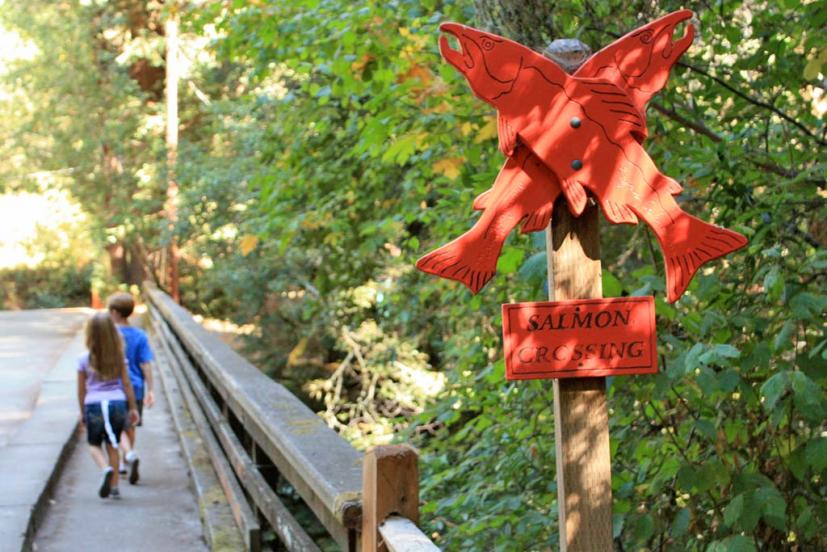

{"left": 474, "top": 0, "right": 557, "bottom": 47}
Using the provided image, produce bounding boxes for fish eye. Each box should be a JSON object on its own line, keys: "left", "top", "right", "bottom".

{"left": 481, "top": 38, "right": 495, "bottom": 50}
{"left": 639, "top": 30, "right": 653, "bottom": 44}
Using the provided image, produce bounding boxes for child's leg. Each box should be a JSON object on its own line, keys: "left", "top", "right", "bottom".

{"left": 120, "top": 397, "right": 142, "bottom": 454}
{"left": 122, "top": 398, "right": 142, "bottom": 484}
{"left": 84, "top": 404, "right": 109, "bottom": 468}
{"left": 106, "top": 443, "right": 120, "bottom": 488}
{"left": 104, "top": 400, "right": 128, "bottom": 489}
{"left": 122, "top": 426, "right": 136, "bottom": 450}
{"left": 88, "top": 445, "right": 108, "bottom": 468}
{"left": 119, "top": 429, "right": 133, "bottom": 471}
{"left": 85, "top": 404, "right": 115, "bottom": 498}
{"left": 124, "top": 425, "right": 140, "bottom": 484}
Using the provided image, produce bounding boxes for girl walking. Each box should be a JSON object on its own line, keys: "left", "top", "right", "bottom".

{"left": 77, "top": 312, "right": 140, "bottom": 498}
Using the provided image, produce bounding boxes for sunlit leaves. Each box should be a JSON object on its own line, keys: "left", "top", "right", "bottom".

{"left": 239, "top": 234, "right": 259, "bottom": 256}
{"left": 432, "top": 157, "right": 464, "bottom": 180}
{"left": 803, "top": 48, "right": 827, "bottom": 80}
{"left": 473, "top": 117, "right": 498, "bottom": 143}
{"left": 496, "top": 246, "right": 524, "bottom": 274}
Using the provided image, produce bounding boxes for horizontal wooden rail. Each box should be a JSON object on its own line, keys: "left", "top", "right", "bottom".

{"left": 144, "top": 284, "right": 440, "bottom": 551}
{"left": 379, "top": 517, "right": 441, "bottom": 552}
{"left": 149, "top": 309, "right": 318, "bottom": 552}
{"left": 146, "top": 285, "right": 362, "bottom": 548}
{"left": 150, "top": 310, "right": 262, "bottom": 551}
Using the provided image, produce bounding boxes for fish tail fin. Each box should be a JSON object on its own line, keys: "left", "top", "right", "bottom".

{"left": 660, "top": 214, "right": 748, "bottom": 302}
{"left": 416, "top": 235, "right": 499, "bottom": 294}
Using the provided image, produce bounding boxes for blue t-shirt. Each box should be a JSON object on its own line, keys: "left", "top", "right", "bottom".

{"left": 117, "top": 325, "right": 154, "bottom": 400}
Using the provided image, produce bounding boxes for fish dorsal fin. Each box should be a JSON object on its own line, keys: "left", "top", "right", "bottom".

{"left": 519, "top": 202, "right": 554, "bottom": 233}
{"left": 575, "top": 77, "right": 647, "bottom": 138}
{"left": 497, "top": 113, "right": 517, "bottom": 156}
{"left": 473, "top": 188, "right": 494, "bottom": 211}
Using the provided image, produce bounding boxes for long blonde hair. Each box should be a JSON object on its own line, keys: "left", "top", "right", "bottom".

{"left": 85, "top": 312, "right": 124, "bottom": 381}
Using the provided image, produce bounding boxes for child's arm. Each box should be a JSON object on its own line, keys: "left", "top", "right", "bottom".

{"left": 121, "top": 362, "right": 140, "bottom": 425}
{"left": 141, "top": 362, "right": 155, "bottom": 407}
{"left": 137, "top": 333, "right": 156, "bottom": 408}
{"left": 77, "top": 371, "right": 86, "bottom": 424}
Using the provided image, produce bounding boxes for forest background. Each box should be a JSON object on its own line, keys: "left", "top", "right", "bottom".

{"left": 0, "top": 0, "right": 825, "bottom": 550}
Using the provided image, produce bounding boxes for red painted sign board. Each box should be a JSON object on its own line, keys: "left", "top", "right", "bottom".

{"left": 502, "top": 297, "right": 657, "bottom": 380}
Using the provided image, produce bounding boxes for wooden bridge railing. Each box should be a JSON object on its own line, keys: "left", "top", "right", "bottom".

{"left": 144, "top": 285, "right": 439, "bottom": 552}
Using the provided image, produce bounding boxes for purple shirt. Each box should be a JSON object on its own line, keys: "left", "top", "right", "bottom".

{"left": 77, "top": 353, "right": 126, "bottom": 404}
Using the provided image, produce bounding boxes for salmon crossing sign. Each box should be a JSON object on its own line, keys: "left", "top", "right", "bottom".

{"left": 414, "top": 10, "right": 749, "bottom": 551}
{"left": 503, "top": 297, "right": 657, "bottom": 380}
{"left": 416, "top": 9, "right": 748, "bottom": 378}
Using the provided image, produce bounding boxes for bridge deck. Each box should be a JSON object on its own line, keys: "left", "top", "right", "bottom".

{"left": 0, "top": 309, "right": 207, "bottom": 552}
{"left": 0, "top": 309, "right": 87, "bottom": 446}
{"left": 33, "top": 375, "right": 206, "bottom": 551}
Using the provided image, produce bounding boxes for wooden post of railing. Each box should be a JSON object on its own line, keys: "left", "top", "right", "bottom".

{"left": 361, "top": 445, "right": 419, "bottom": 552}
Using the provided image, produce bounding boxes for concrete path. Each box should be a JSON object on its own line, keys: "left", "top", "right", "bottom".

{"left": 0, "top": 309, "right": 89, "bottom": 550}
{"left": 32, "top": 351, "right": 207, "bottom": 552}
{"left": 0, "top": 309, "right": 207, "bottom": 551}
{"left": 0, "top": 309, "right": 88, "bottom": 446}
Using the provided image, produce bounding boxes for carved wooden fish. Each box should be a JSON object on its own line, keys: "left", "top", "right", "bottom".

{"left": 416, "top": 11, "right": 747, "bottom": 302}
{"left": 417, "top": 146, "right": 560, "bottom": 293}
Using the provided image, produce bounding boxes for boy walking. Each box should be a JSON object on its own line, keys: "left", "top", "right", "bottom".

{"left": 107, "top": 292, "right": 155, "bottom": 484}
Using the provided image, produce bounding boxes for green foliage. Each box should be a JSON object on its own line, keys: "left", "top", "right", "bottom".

{"left": 304, "top": 285, "right": 444, "bottom": 448}
{"left": 0, "top": 264, "right": 92, "bottom": 309}
{"left": 180, "top": 0, "right": 827, "bottom": 548}
{"left": 0, "top": 1, "right": 168, "bottom": 285}
{"left": 0, "top": 190, "right": 99, "bottom": 309}
{"left": 3, "top": 0, "right": 826, "bottom": 550}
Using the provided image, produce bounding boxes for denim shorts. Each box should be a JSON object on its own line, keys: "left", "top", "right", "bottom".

{"left": 84, "top": 400, "right": 127, "bottom": 447}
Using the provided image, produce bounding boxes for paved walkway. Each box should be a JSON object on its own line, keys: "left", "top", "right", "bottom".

{"left": 0, "top": 309, "right": 206, "bottom": 552}
{"left": 0, "top": 309, "right": 88, "bottom": 446}
{"left": 33, "top": 332, "right": 207, "bottom": 551}
{"left": 0, "top": 309, "right": 91, "bottom": 550}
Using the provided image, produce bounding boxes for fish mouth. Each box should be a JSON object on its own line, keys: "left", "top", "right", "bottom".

{"left": 439, "top": 23, "right": 474, "bottom": 74}
{"left": 660, "top": 9, "right": 695, "bottom": 58}
{"left": 634, "top": 9, "right": 695, "bottom": 58}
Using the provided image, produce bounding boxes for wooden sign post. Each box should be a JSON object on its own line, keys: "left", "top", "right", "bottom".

{"left": 547, "top": 177, "right": 612, "bottom": 550}
{"left": 547, "top": 45, "right": 618, "bottom": 549}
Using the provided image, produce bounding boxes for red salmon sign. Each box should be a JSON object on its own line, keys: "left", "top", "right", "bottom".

{"left": 502, "top": 297, "right": 657, "bottom": 380}
{"left": 415, "top": 10, "right": 748, "bottom": 303}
